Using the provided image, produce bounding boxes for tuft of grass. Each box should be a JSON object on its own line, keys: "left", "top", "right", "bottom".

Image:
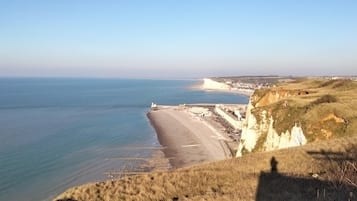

{"left": 251, "top": 88, "right": 270, "bottom": 106}
{"left": 310, "top": 94, "right": 337, "bottom": 105}
{"left": 252, "top": 131, "right": 268, "bottom": 152}
{"left": 318, "top": 79, "right": 339, "bottom": 88}
{"left": 318, "top": 79, "right": 355, "bottom": 90}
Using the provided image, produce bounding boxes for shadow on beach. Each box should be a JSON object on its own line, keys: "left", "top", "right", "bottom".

{"left": 256, "top": 149, "right": 357, "bottom": 201}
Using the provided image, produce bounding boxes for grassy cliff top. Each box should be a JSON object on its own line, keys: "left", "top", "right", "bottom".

{"left": 251, "top": 78, "right": 357, "bottom": 141}
{"left": 54, "top": 136, "right": 357, "bottom": 201}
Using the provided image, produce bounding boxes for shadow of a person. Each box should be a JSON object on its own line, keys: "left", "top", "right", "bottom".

{"left": 270, "top": 156, "right": 278, "bottom": 173}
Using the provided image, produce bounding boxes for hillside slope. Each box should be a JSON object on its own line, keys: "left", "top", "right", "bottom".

{"left": 238, "top": 79, "right": 357, "bottom": 155}
{"left": 54, "top": 136, "right": 357, "bottom": 201}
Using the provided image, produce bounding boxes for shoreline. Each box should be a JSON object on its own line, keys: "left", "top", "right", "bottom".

{"left": 147, "top": 105, "right": 232, "bottom": 169}
{"left": 190, "top": 80, "right": 254, "bottom": 97}
{"left": 51, "top": 79, "right": 249, "bottom": 200}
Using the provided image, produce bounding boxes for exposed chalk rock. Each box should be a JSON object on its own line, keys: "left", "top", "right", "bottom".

{"left": 236, "top": 100, "right": 307, "bottom": 157}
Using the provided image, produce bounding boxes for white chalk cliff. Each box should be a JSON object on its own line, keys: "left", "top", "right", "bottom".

{"left": 236, "top": 97, "right": 307, "bottom": 157}
{"left": 202, "top": 78, "right": 231, "bottom": 90}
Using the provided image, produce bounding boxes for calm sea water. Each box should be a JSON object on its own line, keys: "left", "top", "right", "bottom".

{"left": 0, "top": 78, "right": 248, "bottom": 201}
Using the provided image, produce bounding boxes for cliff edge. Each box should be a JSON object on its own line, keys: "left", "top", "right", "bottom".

{"left": 237, "top": 78, "right": 357, "bottom": 156}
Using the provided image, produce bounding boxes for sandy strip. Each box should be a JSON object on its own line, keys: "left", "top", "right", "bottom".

{"left": 147, "top": 106, "right": 231, "bottom": 168}
{"left": 190, "top": 84, "right": 253, "bottom": 97}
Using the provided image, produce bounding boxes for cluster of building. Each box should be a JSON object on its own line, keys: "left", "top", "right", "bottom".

{"left": 182, "top": 103, "right": 247, "bottom": 142}
{"left": 214, "top": 104, "right": 245, "bottom": 130}
{"left": 228, "top": 82, "right": 261, "bottom": 94}
{"left": 204, "top": 77, "right": 273, "bottom": 95}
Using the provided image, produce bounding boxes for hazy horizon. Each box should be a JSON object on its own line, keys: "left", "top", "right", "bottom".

{"left": 1, "top": 0, "right": 356, "bottom": 79}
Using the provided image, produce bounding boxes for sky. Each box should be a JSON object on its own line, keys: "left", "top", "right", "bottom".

{"left": 0, "top": 0, "right": 356, "bottom": 78}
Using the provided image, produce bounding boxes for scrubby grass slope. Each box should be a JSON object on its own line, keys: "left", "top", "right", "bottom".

{"left": 252, "top": 79, "right": 357, "bottom": 142}
{"left": 54, "top": 136, "right": 357, "bottom": 201}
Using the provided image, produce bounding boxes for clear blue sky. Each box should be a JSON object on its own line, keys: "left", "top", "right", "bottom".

{"left": 0, "top": 0, "right": 356, "bottom": 78}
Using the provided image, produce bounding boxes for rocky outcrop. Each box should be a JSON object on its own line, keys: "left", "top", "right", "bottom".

{"left": 252, "top": 89, "right": 309, "bottom": 107}
{"left": 236, "top": 87, "right": 312, "bottom": 156}
{"left": 235, "top": 78, "right": 356, "bottom": 157}
{"left": 236, "top": 102, "right": 307, "bottom": 156}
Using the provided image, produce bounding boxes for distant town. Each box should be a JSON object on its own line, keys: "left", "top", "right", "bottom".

{"left": 210, "top": 75, "right": 357, "bottom": 93}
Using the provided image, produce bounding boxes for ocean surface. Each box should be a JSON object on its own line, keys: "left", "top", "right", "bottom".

{"left": 0, "top": 78, "right": 248, "bottom": 201}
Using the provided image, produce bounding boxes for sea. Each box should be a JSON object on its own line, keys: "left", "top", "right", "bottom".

{"left": 0, "top": 78, "right": 248, "bottom": 201}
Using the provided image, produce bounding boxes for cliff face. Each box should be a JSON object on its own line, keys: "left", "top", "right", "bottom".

{"left": 237, "top": 79, "right": 357, "bottom": 156}
{"left": 202, "top": 78, "right": 231, "bottom": 90}
{"left": 237, "top": 101, "right": 307, "bottom": 156}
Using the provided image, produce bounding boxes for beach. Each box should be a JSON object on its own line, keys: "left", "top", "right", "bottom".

{"left": 147, "top": 105, "right": 233, "bottom": 168}
{"left": 190, "top": 78, "right": 254, "bottom": 97}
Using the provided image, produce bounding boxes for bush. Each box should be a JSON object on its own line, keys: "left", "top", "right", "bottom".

{"left": 310, "top": 94, "right": 337, "bottom": 105}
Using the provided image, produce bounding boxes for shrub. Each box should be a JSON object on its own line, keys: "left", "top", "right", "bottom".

{"left": 310, "top": 94, "right": 337, "bottom": 105}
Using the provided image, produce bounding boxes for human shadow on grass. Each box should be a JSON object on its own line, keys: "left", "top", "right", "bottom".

{"left": 256, "top": 150, "right": 357, "bottom": 201}
{"left": 55, "top": 198, "right": 78, "bottom": 201}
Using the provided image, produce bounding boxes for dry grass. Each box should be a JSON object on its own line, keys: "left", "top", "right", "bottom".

{"left": 54, "top": 137, "right": 357, "bottom": 201}
{"left": 251, "top": 79, "right": 357, "bottom": 144}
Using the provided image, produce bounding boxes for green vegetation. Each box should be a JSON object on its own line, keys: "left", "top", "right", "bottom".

{"left": 270, "top": 101, "right": 306, "bottom": 135}
{"left": 250, "top": 78, "right": 357, "bottom": 144}
{"left": 252, "top": 131, "right": 268, "bottom": 152}
{"left": 309, "top": 94, "right": 337, "bottom": 106}
{"left": 251, "top": 88, "right": 270, "bottom": 106}
{"left": 318, "top": 79, "right": 354, "bottom": 90}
